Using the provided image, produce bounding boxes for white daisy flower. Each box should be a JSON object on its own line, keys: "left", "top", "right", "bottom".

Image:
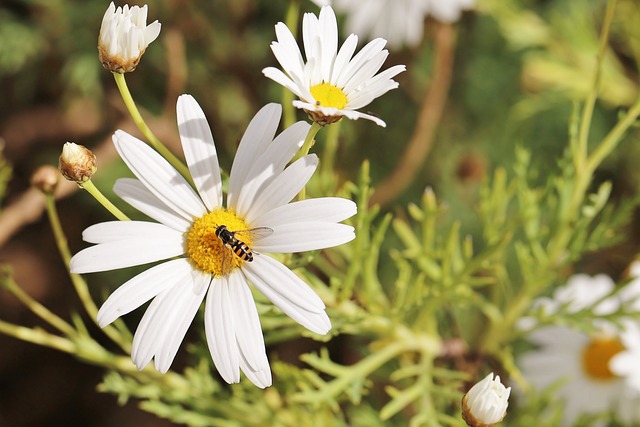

{"left": 262, "top": 5, "right": 405, "bottom": 127}
{"left": 462, "top": 372, "right": 510, "bottom": 427}
{"left": 98, "top": 2, "right": 161, "bottom": 73}
{"left": 333, "top": 0, "right": 475, "bottom": 49}
{"left": 518, "top": 273, "right": 640, "bottom": 425}
{"left": 69, "top": 95, "right": 357, "bottom": 388}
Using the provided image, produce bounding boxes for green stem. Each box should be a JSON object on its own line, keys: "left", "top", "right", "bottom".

{"left": 296, "top": 121, "right": 323, "bottom": 161}
{"left": 0, "top": 268, "right": 76, "bottom": 336}
{"left": 80, "top": 180, "right": 130, "bottom": 221}
{"left": 587, "top": 94, "right": 640, "bottom": 174}
{"left": 295, "top": 121, "right": 323, "bottom": 200}
{"left": 113, "top": 72, "right": 191, "bottom": 181}
{"left": 321, "top": 119, "right": 341, "bottom": 177}
{"left": 45, "top": 194, "right": 132, "bottom": 353}
{"left": 575, "top": 0, "right": 617, "bottom": 173}
{"left": 0, "top": 319, "right": 75, "bottom": 353}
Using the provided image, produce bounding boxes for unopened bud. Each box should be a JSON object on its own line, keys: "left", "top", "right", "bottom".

{"left": 462, "top": 373, "right": 510, "bottom": 427}
{"left": 59, "top": 142, "right": 97, "bottom": 183}
{"left": 31, "top": 165, "right": 60, "bottom": 194}
{"left": 98, "top": 2, "right": 161, "bottom": 73}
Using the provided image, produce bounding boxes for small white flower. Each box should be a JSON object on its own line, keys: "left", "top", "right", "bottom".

{"left": 70, "top": 95, "right": 357, "bottom": 388}
{"left": 518, "top": 273, "right": 640, "bottom": 425}
{"left": 263, "top": 5, "right": 405, "bottom": 127}
{"left": 333, "top": 0, "right": 475, "bottom": 49}
{"left": 462, "top": 372, "right": 510, "bottom": 427}
{"left": 98, "top": 2, "right": 161, "bottom": 73}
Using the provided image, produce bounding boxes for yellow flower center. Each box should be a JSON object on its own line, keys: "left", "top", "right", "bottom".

{"left": 310, "top": 83, "right": 348, "bottom": 109}
{"left": 185, "top": 209, "right": 252, "bottom": 276}
{"left": 581, "top": 336, "right": 625, "bottom": 381}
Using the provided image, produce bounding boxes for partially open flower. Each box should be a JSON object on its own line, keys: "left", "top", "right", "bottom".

{"left": 59, "top": 142, "right": 97, "bottom": 183}
{"left": 98, "top": 2, "right": 161, "bottom": 73}
{"left": 462, "top": 373, "right": 510, "bottom": 427}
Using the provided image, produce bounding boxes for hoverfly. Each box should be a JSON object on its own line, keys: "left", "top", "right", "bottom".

{"left": 215, "top": 225, "right": 273, "bottom": 262}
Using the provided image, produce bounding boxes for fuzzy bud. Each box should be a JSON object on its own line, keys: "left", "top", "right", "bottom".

{"left": 462, "top": 373, "right": 510, "bottom": 427}
{"left": 59, "top": 142, "right": 97, "bottom": 183}
{"left": 98, "top": 2, "right": 161, "bottom": 73}
{"left": 31, "top": 165, "right": 60, "bottom": 194}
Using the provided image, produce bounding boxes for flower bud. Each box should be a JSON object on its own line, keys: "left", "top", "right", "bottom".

{"left": 98, "top": 2, "right": 161, "bottom": 73}
{"left": 462, "top": 373, "right": 510, "bottom": 427}
{"left": 59, "top": 142, "right": 97, "bottom": 183}
{"left": 31, "top": 165, "right": 60, "bottom": 194}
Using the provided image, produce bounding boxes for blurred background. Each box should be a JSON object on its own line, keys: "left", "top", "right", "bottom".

{"left": 1, "top": 0, "right": 639, "bottom": 425}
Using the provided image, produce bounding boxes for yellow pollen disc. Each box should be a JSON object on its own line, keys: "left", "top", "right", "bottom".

{"left": 185, "top": 209, "right": 251, "bottom": 276}
{"left": 581, "top": 336, "right": 625, "bottom": 381}
{"left": 310, "top": 83, "right": 348, "bottom": 109}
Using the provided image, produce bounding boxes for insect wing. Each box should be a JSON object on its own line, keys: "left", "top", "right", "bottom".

{"left": 234, "top": 226, "right": 274, "bottom": 242}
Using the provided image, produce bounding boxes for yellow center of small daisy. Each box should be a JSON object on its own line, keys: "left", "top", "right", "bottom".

{"left": 185, "top": 209, "right": 252, "bottom": 276}
{"left": 310, "top": 83, "right": 348, "bottom": 109}
{"left": 581, "top": 336, "right": 625, "bottom": 381}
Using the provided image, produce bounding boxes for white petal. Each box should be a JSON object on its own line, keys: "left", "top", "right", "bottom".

{"left": 97, "top": 258, "right": 193, "bottom": 327}
{"left": 70, "top": 235, "right": 184, "bottom": 274}
{"left": 340, "top": 109, "right": 387, "bottom": 127}
{"left": 243, "top": 258, "right": 331, "bottom": 335}
{"left": 271, "top": 22, "right": 305, "bottom": 78}
{"left": 114, "top": 178, "right": 191, "bottom": 232}
{"left": 82, "top": 221, "right": 180, "bottom": 244}
{"left": 234, "top": 121, "right": 310, "bottom": 216}
{"left": 239, "top": 352, "right": 272, "bottom": 389}
{"left": 242, "top": 257, "right": 331, "bottom": 335}
{"left": 318, "top": 5, "right": 338, "bottom": 81}
{"left": 335, "top": 38, "right": 386, "bottom": 89}
{"left": 302, "top": 11, "right": 320, "bottom": 66}
{"left": 177, "top": 94, "right": 223, "bottom": 211}
{"left": 253, "top": 197, "right": 357, "bottom": 227}
{"left": 342, "top": 50, "right": 389, "bottom": 94}
{"left": 205, "top": 276, "right": 241, "bottom": 384}
{"left": 154, "top": 274, "right": 209, "bottom": 373}
{"left": 244, "top": 155, "right": 318, "bottom": 223}
{"left": 228, "top": 272, "right": 270, "bottom": 377}
{"left": 131, "top": 278, "right": 208, "bottom": 372}
{"left": 131, "top": 286, "right": 171, "bottom": 370}
{"left": 228, "top": 104, "right": 282, "bottom": 209}
{"left": 330, "top": 33, "right": 358, "bottom": 85}
{"left": 253, "top": 222, "right": 355, "bottom": 253}
{"left": 113, "top": 130, "right": 206, "bottom": 220}
{"left": 262, "top": 67, "right": 305, "bottom": 99}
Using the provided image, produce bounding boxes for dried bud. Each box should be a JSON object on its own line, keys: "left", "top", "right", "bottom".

{"left": 31, "top": 165, "right": 60, "bottom": 194}
{"left": 98, "top": 2, "right": 161, "bottom": 73}
{"left": 59, "top": 142, "right": 97, "bottom": 183}
{"left": 462, "top": 373, "right": 510, "bottom": 427}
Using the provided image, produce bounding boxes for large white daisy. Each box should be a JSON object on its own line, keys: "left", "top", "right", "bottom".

{"left": 332, "top": 0, "right": 475, "bottom": 49}
{"left": 518, "top": 273, "right": 640, "bottom": 425}
{"left": 69, "top": 95, "right": 357, "bottom": 388}
{"left": 262, "top": 5, "right": 405, "bottom": 127}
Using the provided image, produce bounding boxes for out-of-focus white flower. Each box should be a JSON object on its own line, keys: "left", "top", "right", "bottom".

{"left": 70, "top": 95, "right": 357, "bottom": 388}
{"left": 518, "top": 273, "right": 640, "bottom": 425}
{"left": 462, "top": 372, "right": 510, "bottom": 427}
{"left": 98, "top": 2, "right": 161, "bottom": 73}
{"left": 263, "top": 5, "right": 405, "bottom": 127}
{"left": 333, "top": 0, "right": 475, "bottom": 48}
{"left": 309, "top": 0, "right": 332, "bottom": 6}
